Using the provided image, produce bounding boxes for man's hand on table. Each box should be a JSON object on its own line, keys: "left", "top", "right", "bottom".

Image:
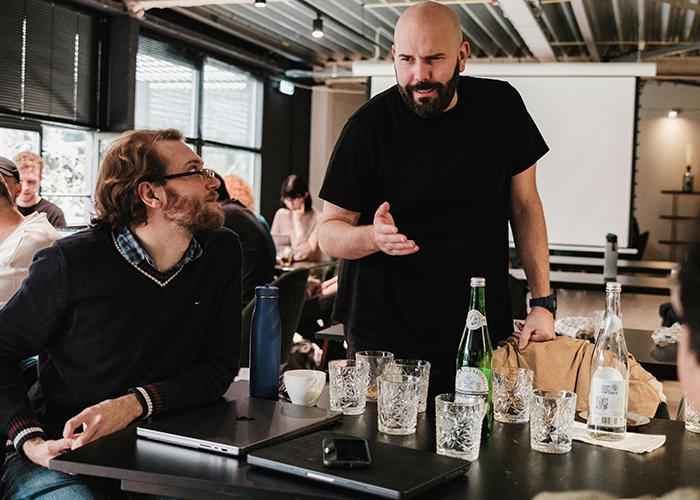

{"left": 62, "top": 393, "right": 143, "bottom": 451}
{"left": 513, "top": 306, "right": 556, "bottom": 350}
{"left": 22, "top": 436, "right": 73, "bottom": 468}
{"left": 373, "top": 202, "right": 419, "bottom": 256}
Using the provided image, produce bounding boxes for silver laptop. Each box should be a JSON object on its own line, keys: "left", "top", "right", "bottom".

{"left": 271, "top": 233, "right": 291, "bottom": 248}
{"left": 137, "top": 396, "right": 342, "bottom": 456}
{"left": 247, "top": 430, "right": 471, "bottom": 499}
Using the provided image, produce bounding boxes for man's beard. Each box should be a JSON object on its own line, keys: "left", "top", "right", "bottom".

{"left": 398, "top": 60, "right": 461, "bottom": 119}
{"left": 163, "top": 187, "right": 224, "bottom": 234}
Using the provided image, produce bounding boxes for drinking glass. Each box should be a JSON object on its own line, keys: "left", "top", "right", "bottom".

{"left": 276, "top": 245, "right": 293, "bottom": 266}
{"left": 355, "top": 351, "right": 394, "bottom": 402}
{"left": 530, "top": 389, "right": 577, "bottom": 454}
{"left": 377, "top": 374, "right": 420, "bottom": 435}
{"left": 435, "top": 394, "right": 484, "bottom": 461}
{"left": 390, "top": 359, "right": 431, "bottom": 413}
{"left": 493, "top": 367, "right": 534, "bottom": 424}
{"left": 684, "top": 392, "right": 700, "bottom": 433}
{"left": 328, "top": 359, "right": 369, "bottom": 415}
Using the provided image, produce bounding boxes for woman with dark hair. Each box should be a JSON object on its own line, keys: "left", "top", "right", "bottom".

{"left": 271, "top": 175, "right": 322, "bottom": 261}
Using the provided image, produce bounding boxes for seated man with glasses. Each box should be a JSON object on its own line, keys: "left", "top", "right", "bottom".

{"left": 0, "top": 129, "right": 242, "bottom": 500}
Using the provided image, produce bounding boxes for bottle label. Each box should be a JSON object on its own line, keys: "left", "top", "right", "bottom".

{"left": 455, "top": 367, "right": 489, "bottom": 395}
{"left": 589, "top": 376, "right": 627, "bottom": 426}
{"left": 466, "top": 310, "right": 487, "bottom": 330}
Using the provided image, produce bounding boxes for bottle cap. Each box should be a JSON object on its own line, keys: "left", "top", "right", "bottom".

{"left": 606, "top": 233, "right": 617, "bottom": 243}
{"left": 255, "top": 284, "right": 279, "bottom": 297}
{"left": 470, "top": 277, "right": 486, "bottom": 287}
{"left": 605, "top": 282, "right": 621, "bottom": 293}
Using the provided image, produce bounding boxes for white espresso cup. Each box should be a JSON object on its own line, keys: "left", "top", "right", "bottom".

{"left": 283, "top": 370, "right": 326, "bottom": 406}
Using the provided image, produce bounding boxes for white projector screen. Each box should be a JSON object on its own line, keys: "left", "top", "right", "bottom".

{"left": 370, "top": 74, "right": 637, "bottom": 248}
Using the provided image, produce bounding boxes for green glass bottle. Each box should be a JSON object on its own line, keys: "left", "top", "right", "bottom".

{"left": 455, "top": 277, "right": 493, "bottom": 435}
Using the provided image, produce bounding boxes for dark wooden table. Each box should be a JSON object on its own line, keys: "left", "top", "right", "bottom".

{"left": 50, "top": 381, "right": 700, "bottom": 500}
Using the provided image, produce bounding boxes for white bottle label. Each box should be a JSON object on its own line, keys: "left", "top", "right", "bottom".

{"left": 589, "top": 368, "right": 627, "bottom": 426}
{"left": 466, "top": 310, "right": 487, "bottom": 330}
{"left": 455, "top": 367, "right": 489, "bottom": 396}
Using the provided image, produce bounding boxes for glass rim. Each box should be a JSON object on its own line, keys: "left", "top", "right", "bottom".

{"left": 356, "top": 350, "right": 394, "bottom": 358}
{"left": 329, "top": 358, "right": 369, "bottom": 368}
{"left": 393, "top": 359, "right": 431, "bottom": 368}
{"left": 531, "top": 388, "right": 577, "bottom": 399}
{"left": 435, "top": 393, "right": 484, "bottom": 407}
{"left": 494, "top": 366, "right": 534, "bottom": 375}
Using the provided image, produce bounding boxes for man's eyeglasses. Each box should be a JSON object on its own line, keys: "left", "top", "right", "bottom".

{"left": 158, "top": 167, "right": 214, "bottom": 182}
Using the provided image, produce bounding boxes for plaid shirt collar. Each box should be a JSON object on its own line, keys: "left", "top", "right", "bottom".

{"left": 114, "top": 227, "right": 203, "bottom": 273}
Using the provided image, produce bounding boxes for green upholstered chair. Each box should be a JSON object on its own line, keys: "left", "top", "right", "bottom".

{"left": 238, "top": 266, "right": 311, "bottom": 370}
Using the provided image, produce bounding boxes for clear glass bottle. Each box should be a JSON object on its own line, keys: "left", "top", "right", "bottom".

{"left": 587, "top": 282, "right": 629, "bottom": 441}
{"left": 684, "top": 165, "right": 694, "bottom": 193}
{"left": 455, "top": 277, "right": 493, "bottom": 435}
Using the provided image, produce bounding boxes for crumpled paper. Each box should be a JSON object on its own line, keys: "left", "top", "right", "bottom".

{"left": 555, "top": 316, "right": 597, "bottom": 341}
{"left": 652, "top": 322, "right": 682, "bottom": 346}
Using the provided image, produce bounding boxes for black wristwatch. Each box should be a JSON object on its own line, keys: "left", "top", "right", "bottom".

{"left": 530, "top": 294, "right": 557, "bottom": 314}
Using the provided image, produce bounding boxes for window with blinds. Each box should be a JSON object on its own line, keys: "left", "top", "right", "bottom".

{"left": 202, "top": 58, "right": 262, "bottom": 149}
{"left": 0, "top": 0, "right": 99, "bottom": 125}
{"left": 135, "top": 37, "right": 198, "bottom": 137}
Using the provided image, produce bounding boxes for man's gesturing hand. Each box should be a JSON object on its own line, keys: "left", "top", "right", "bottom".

{"left": 373, "top": 202, "right": 418, "bottom": 256}
{"left": 62, "top": 394, "right": 143, "bottom": 451}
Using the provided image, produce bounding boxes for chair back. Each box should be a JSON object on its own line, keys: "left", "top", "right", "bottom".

{"left": 238, "top": 267, "right": 310, "bottom": 369}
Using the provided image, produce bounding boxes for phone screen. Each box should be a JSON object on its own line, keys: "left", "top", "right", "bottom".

{"left": 323, "top": 438, "right": 371, "bottom": 467}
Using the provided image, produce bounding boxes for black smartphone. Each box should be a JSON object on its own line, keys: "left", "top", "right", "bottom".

{"left": 322, "top": 437, "right": 372, "bottom": 468}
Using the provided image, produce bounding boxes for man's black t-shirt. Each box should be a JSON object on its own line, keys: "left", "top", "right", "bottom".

{"left": 319, "top": 76, "right": 549, "bottom": 366}
{"left": 19, "top": 198, "right": 66, "bottom": 228}
{"left": 221, "top": 199, "right": 275, "bottom": 305}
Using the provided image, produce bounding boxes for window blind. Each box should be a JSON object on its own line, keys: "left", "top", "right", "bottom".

{"left": 135, "top": 36, "right": 198, "bottom": 137}
{"left": 0, "top": 0, "right": 99, "bottom": 125}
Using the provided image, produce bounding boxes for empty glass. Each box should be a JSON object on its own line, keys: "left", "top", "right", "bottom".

{"left": 377, "top": 374, "right": 420, "bottom": 435}
{"left": 390, "top": 359, "right": 431, "bottom": 413}
{"left": 530, "top": 389, "right": 577, "bottom": 454}
{"left": 356, "top": 350, "right": 394, "bottom": 402}
{"left": 435, "top": 394, "right": 484, "bottom": 461}
{"left": 328, "top": 359, "right": 369, "bottom": 415}
{"left": 684, "top": 392, "right": 700, "bottom": 433}
{"left": 493, "top": 367, "right": 534, "bottom": 424}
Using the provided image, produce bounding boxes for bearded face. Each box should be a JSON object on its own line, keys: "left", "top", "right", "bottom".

{"left": 397, "top": 60, "right": 461, "bottom": 120}
{"left": 162, "top": 186, "right": 224, "bottom": 234}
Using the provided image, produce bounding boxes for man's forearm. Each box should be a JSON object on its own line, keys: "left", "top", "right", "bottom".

{"left": 512, "top": 201, "right": 550, "bottom": 298}
{"left": 318, "top": 219, "right": 378, "bottom": 260}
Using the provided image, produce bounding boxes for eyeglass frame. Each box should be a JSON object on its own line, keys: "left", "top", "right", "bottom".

{"left": 155, "top": 167, "right": 215, "bottom": 183}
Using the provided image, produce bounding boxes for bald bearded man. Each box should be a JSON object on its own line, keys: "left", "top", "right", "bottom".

{"left": 318, "top": 1, "right": 554, "bottom": 395}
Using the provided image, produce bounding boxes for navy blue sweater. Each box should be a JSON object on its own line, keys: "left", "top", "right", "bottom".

{"left": 0, "top": 226, "right": 242, "bottom": 450}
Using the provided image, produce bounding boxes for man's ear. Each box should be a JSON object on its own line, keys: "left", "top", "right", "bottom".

{"left": 15, "top": 182, "right": 21, "bottom": 200}
{"left": 138, "top": 181, "right": 163, "bottom": 209}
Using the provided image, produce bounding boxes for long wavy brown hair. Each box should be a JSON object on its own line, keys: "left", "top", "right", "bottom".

{"left": 90, "top": 129, "right": 183, "bottom": 230}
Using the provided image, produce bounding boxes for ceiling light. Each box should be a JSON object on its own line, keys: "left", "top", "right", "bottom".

{"left": 668, "top": 109, "right": 680, "bottom": 119}
{"left": 312, "top": 17, "right": 323, "bottom": 38}
{"left": 279, "top": 80, "right": 295, "bottom": 96}
{"left": 254, "top": 0, "right": 266, "bottom": 7}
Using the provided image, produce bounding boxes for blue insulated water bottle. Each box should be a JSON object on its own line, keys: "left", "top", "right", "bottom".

{"left": 249, "top": 284, "right": 281, "bottom": 399}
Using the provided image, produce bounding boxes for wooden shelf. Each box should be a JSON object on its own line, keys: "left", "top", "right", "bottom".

{"left": 659, "top": 240, "right": 693, "bottom": 245}
{"left": 661, "top": 190, "right": 700, "bottom": 195}
{"left": 660, "top": 215, "right": 700, "bottom": 220}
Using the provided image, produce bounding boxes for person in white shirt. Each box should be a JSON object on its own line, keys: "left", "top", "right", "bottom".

{"left": 0, "top": 158, "right": 61, "bottom": 308}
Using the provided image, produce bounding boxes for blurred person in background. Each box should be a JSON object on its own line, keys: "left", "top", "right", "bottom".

{"left": 12, "top": 152, "right": 66, "bottom": 228}
{"left": 223, "top": 174, "right": 274, "bottom": 255}
{"left": 271, "top": 175, "right": 322, "bottom": 262}
{"left": 215, "top": 172, "right": 275, "bottom": 306}
{"left": 0, "top": 161, "right": 60, "bottom": 308}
